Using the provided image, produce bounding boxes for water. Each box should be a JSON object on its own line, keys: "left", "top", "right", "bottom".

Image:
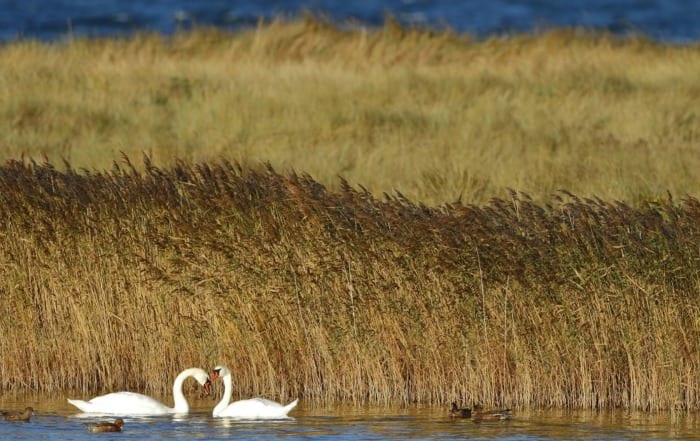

{"left": 1, "top": 0, "right": 699, "bottom": 44}
{"left": 1, "top": 394, "right": 698, "bottom": 440}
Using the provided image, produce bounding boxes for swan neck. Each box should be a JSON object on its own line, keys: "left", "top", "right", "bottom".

{"left": 171, "top": 368, "right": 195, "bottom": 413}
{"left": 213, "top": 370, "right": 233, "bottom": 416}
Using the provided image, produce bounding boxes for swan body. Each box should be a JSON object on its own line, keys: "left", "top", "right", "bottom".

{"left": 211, "top": 365, "right": 298, "bottom": 419}
{"left": 67, "top": 367, "right": 211, "bottom": 415}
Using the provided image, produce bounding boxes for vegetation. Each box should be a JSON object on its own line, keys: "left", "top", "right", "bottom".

{"left": 0, "top": 19, "right": 699, "bottom": 410}
{"left": 1, "top": 18, "right": 699, "bottom": 206}
{"left": 0, "top": 158, "right": 698, "bottom": 411}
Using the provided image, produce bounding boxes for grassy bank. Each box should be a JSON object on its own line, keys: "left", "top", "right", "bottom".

{"left": 1, "top": 19, "right": 700, "bottom": 205}
{"left": 0, "top": 159, "right": 698, "bottom": 410}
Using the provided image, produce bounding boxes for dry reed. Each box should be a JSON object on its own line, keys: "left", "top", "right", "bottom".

{"left": 0, "top": 157, "right": 698, "bottom": 411}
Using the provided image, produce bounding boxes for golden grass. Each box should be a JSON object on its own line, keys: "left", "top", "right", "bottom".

{"left": 1, "top": 19, "right": 699, "bottom": 205}
{"left": 1, "top": 19, "right": 699, "bottom": 410}
{"left": 0, "top": 158, "right": 698, "bottom": 411}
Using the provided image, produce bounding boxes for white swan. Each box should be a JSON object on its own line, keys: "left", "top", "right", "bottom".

{"left": 67, "top": 367, "right": 211, "bottom": 415}
{"left": 211, "top": 365, "right": 298, "bottom": 419}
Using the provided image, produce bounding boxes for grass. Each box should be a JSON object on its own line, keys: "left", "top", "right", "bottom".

{"left": 0, "top": 18, "right": 699, "bottom": 410}
{"left": 0, "top": 158, "right": 698, "bottom": 411}
{"left": 0, "top": 18, "right": 699, "bottom": 206}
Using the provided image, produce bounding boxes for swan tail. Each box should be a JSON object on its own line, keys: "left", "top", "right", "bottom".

{"left": 283, "top": 398, "right": 299, "bottom": 415}
{"left": 67, "top": 399, "right": 91, "bottom": 412}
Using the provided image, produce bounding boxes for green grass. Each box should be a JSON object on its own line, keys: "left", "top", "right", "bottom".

{"left": 0, "top": 20, "right": 699, "bottom": 205}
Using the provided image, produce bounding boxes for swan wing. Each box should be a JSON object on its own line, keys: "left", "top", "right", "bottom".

{"left": 68, "top": 392, "right": 172, "bottom": 415}
{"left": 216, "top": 397, "right": 298, "bottom": 419}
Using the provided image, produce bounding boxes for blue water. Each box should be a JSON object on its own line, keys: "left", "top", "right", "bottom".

{"left": 1, "top": 0, "right": 699, "bottom": 43}
{"left": 1, "top": 394, "right": 699, "bottom": 441}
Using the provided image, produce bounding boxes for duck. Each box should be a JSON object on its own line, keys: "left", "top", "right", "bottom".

{"left": 471, "top": 404, "right": 513, "bottom": 422}
{"left": 67, "top": 367, "right": 211, "bottom": 415}
{"left": 2, "top": 406, "right": 34, "bottom": 422}
{"left": 85, "top": 418, "right": 124, "bottom": 433}
{"left": 210, "top": 365, "right": 298, "bottom": 419}
{"left": 450, "top": 402, "right": 471, "bottom": 418}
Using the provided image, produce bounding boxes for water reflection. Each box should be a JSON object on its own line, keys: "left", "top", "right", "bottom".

{"left": 0, "top": 393, "right": 698, "bottom": 441}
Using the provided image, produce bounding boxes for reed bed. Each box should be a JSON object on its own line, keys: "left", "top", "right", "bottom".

{"left": 0, "top": 158, "right": 698, "bottom": 411}
{"left": 1, "top": 19, "right": 700, "bottom": 205}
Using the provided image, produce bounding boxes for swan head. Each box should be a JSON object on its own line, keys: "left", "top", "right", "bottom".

{"left": 210, "top": 365, "right": 230, "bottom": 381}
{"left": 192, "top": 369, "right": 213, "bottom": 395}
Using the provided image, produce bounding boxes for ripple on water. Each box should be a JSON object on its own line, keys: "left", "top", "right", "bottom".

{"left": 1, "top": 394, "right": 699, "bottom": 441}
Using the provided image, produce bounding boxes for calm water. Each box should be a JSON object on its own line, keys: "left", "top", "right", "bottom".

{"left": 1, "top": 0, "right": 700, "bottom": 43}
{"left": 1, "top": 394, "right": 698, "bottom": 441}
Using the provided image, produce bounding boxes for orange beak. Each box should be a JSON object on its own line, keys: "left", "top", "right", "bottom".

{"left": 202, "top": 378, "right": 212, "bottom": 395}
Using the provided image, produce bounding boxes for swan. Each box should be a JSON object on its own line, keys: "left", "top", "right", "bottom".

{"left": 210, "top": 365, "right": 298, "bottom": 419}
{"left": 67, "top": 367, "right": 211, "bottom": 415}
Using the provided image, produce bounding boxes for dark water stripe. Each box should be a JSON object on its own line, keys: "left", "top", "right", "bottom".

{"left": 1, "top": 0, "right": 699, "bottom": 43}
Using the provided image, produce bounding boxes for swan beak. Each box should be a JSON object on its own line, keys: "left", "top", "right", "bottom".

{"left": 210, "top": 370, "right": 220, "bottom": 381}
{"left": 203, "top": 378, "right": 212, "bottom": 395}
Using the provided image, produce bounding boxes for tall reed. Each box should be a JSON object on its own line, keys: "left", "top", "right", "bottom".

{"left": 0, "top": 158, "right": 697, "bottom": 410}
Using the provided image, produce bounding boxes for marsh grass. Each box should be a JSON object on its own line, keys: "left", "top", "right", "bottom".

{"left": 0, "top": 158, "right": 698, "bottom": 410}
{"left": 1, "top": 18, "right": 699, "bottom": 410}
{"left": 1, "top": 19, "right": 700, "bottom": 205}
